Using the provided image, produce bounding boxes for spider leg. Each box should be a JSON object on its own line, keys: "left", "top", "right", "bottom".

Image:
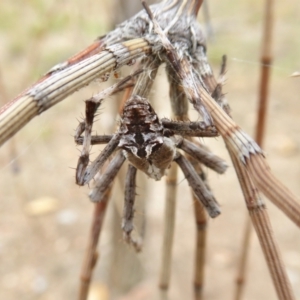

{"left": 75, "top": 68, "right": 146, "bottom": 184}
{"left": 174, "top": 152, "right": 220, "bottom": 218}
{"left": 161, "top": 118, "right": 218, "bottom": 137}
{"left": 76, "top": 100, "right": 99, "bottom": 185}
{"left": 89, "top": 151, "right": 126, "bottom": 202}
{"left": 122, "top": 164, "right": 137, "bottom": 238}
{"left": 122, "top": 164, "right": 142, "bottom": 252}
{"left": 176, "top": 138, "right": 227, "bottom": 174}
{"left": 81, "top": 133, "right": 121, "bottom": 186}
{"left": 75, "top": 135, "right": 113, "bottom": 146}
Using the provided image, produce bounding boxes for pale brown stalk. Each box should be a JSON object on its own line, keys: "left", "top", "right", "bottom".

{"left": 256, "top": 0, "right": 274, "bottom": 145}
{"left": 158, "top": 64, "right": 184, "bottom": 291}
{"left": 193, "top": 78, "right": 300, "bottom": 227}
{"left": 229, "top": 152, "right": 295, "bottom": 300}
{"left": 0, "top": 38, "right": 151, "bottom": 146}
{"left": 193, "top": 200, "right": 207, "bottom": 300}
{"left": 234, "top": 0, "right": 274, "bottom": 298}
{"left": 165, "top": 65, "right": 210, "bottom": 297}
{"left": 188, "top": 156, "right": 208, "bottom": 300}
{"left": 78, "top": 186, "right": 112, "bottom": 300}
{"left": 159, "top": 162, "right": 178, "bottom": 290}
{"left": 234, "top": 217, "right": 252, "bottom": 300}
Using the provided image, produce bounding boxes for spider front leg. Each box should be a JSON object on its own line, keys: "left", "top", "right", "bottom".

{"left": 89, "top": 151, "right": 126, "bottom": 202}
{"left": 74, "top": 70, "right": 144, "bottom": 185}
{"left": 75, "top": 100, "right": 101, "bottom": 185}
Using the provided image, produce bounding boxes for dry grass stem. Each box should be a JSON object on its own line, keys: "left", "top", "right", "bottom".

{"left": 196, "top": 84, "right": 300, "bottom": 226}
{"left": 235, "top": 1, "right": 274, "bottom": 298}
{"left": 79, "top": 185, "right": 112, "bottom": 300}
{"left": 0, "top": 38, "right": 151, "bottom": 146}
{"left": 234, "top": 216, "right": 252, "bottom": 300}
{"left": 229, "top": 152, "right": 295, "bottom": 300}
{"left": 159, "top": 162, "right": 178, "bottom": 289}
{"left": 189, "top": 157, "right": 208, "bottom": 300}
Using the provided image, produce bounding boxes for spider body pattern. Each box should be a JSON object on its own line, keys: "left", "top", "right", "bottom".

{"left": 118, "top": 95, "right": 176, "bottom": 181}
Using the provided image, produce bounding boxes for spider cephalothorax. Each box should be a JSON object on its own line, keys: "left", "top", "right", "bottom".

{"left": 119, "top": 95, "right": 176, "bottom": 180}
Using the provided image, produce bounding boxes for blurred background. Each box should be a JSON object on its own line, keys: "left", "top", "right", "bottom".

{"left": 0, "top": 0, "right": 300, "bottom": 299}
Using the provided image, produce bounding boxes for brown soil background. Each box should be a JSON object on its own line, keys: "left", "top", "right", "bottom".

{"left": 0, "top": 1, "right": 300, "bottom": 299}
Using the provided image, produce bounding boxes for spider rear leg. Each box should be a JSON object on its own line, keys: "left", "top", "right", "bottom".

{"left": 161, "top": 118, "right": 218, "bottom": 137}
{"left": 176, "top": 138, "right": 228, "bottom": 174}
{"left": 122, "top": 164, "right": 142, "bottom": 252}
{"left": 174, "top": 152, "right": 221, "bottom": 218}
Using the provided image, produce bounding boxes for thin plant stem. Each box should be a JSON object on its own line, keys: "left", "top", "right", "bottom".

{"left": 229, "top": 151, "right": 295, "bottom": 300}
{"left": 0, "top": 38, "right": 151, "bottom": 146}
{"left": 193, "top": 199, "right": 207, "bottom": 300}
{"left": 255, "top": 0, "right": 274, "bottom": 146}
{"left": 78, "top": 187, "right": 112, "bottom": 300}
{"left": 158, "top": 62, "right": 185, "bottom": 291}
{"left": 234, "top": 217, "right": 252, "bottom": 300}
{"left": 234, "top": 1, "right": 274, "bottom": 298}
{"left": 159, "top": 162, "right": 178, "bottom": 290}
{"left": 188, "top": 156, "right": 208, "bottom": 300}
{"left": 194, "top": 80, "right": 300, "bottom": 226}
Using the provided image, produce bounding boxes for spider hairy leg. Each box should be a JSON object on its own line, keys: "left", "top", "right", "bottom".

{"left": 122, "top": 164, "right": 142, "bottom": 252}
{"left": 75, "top": 70, "right": 145, "bottom": 185}
{"left": 176, "top": 138, "right": 228, "bottom": 174}
{"left": 174, "top": 152, "right": 221, "bottom": 218}
{"left": 161, "top": 118, "right": 218, "bottom": 137}
{"left": 81, "top": 134, "right": 121, "bottom": 185}
{"left": 75, "top": 135, "right": 113, "bottom": 146}
{"left": 76, "top": 100, "right": 99, "bottom": 185}
{"left": 89, "top": 151, "right": 126, "bottom": 202}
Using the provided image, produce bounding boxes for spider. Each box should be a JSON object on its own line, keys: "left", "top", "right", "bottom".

{"left": 74, "top": 88, "right": 227, "bottom": 247}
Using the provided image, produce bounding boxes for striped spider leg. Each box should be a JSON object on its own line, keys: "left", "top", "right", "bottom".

{"left": 75, "top": 93, "right": 227, "bottom": 249}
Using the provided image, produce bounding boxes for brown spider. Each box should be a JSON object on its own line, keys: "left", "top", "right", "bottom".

{"left": 74, "top": 91, "right": 227, "bottom": 247}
